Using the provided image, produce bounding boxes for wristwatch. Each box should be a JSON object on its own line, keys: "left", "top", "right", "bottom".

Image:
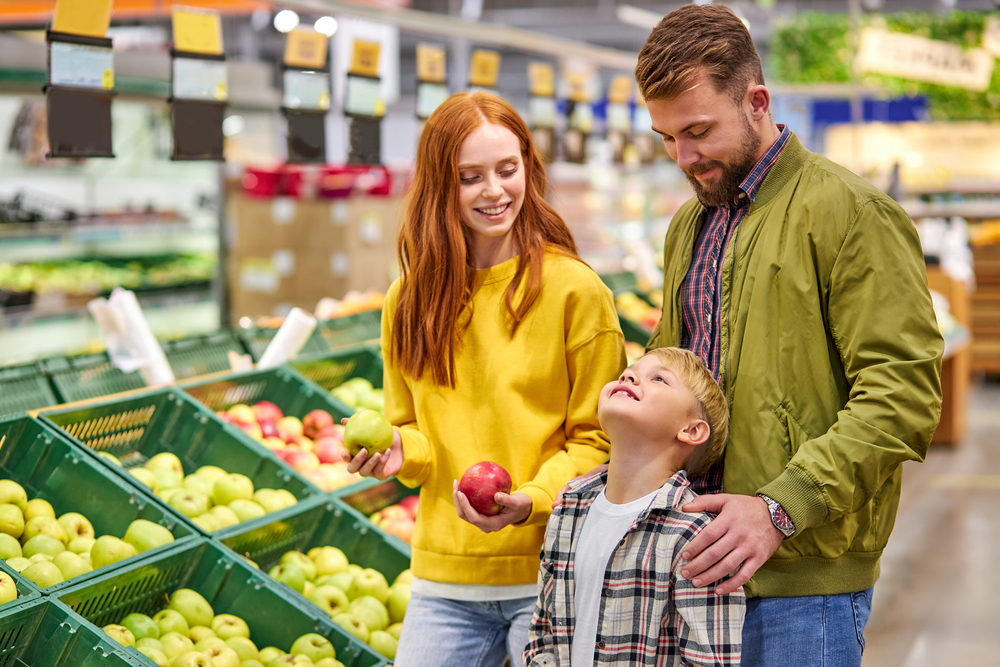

{"left": 758, "top": 494, "right": 796, "bottom": 537}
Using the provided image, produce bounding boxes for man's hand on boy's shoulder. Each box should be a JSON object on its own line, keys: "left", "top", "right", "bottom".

{"left": 678, "top": 493, "right": 785, "bottom": 595}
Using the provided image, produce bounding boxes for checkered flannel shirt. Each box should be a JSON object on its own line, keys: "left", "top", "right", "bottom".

{"left": 524, "top": 471, "right": 744, "bottom": 667}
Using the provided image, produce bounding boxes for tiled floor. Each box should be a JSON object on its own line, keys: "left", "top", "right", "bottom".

{"left": 862, "top": 379, "right": 1000, "bottom": 667}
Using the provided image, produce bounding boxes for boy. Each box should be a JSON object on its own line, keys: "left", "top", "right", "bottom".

{"left": 523, "top": 347, "right": 744, "bottom": 666}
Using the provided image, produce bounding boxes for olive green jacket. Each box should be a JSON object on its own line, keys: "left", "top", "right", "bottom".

{"left": 648, "top": 132, "right": 943, "bottom": 598}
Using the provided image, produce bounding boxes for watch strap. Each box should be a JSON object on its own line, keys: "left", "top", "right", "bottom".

{"left": 758, "top": 493, "right": 796, "bottom": 537}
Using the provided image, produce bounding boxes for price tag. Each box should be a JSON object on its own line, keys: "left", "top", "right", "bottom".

{"left": 52, "top": 0, "right": 113, "bottom": 38}
{"left": 283, "top": 70, "right": 331, "bottom": 111}
{"left": 172, "top": 7, "right": 223, "bottom": 56}
{"left": 608, "top": 75, "right": 634, "bottom": 105}
{"left": 565, "top": 71, "right": 589, "bottom": 103}
{"left": 50, "top": 41, "right": 114, "bottom": 90}
{"left": 417, "top": 44, "right": 447, "bottom": 83}
{"left": 285, "top": 28, "right": 329, "bottom": 70}
{"left": 173, "top": 57, "right": 228, "bottom": 101}
{"left": 529, "top": 63, "right": 555, "bottom": 97}
{"left": 469, "top": 50, "right": 501, "bottom": 88}
{"left": 351, "top": 39, "right": 381, "bottom": 78}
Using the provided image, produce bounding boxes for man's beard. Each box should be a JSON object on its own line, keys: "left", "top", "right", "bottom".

{"left": 683, "top": 113, "right": 762, "bottom": 208}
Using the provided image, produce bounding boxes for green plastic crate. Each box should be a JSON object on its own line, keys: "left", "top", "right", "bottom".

{"left": 0, "top": 414, "right": 198, "bottom": 594}
{"left": 619, "top": 314, "right": 653, "bottom": 347}
{"left": 237, "top": 325, "right": 329, "bottom": 363}
{"left": 219, "top": 493, "right": 410, "bottom": 593}
{"left": 314, "top": 310, "right": 382, "bottom": 352}
{"left": 0, "top": 559, "right": 41, "bottom": 615}
{"left": 335, "top": 478, "right": 418, "bottom": 554}
{"left": 291, "top": 344, "right": 383, "bottom": 396}
{"left": 56, "top": 537, "right": 387, "bottom": 667}
{"left": 39, "top": 388, "right": 319, "bottom": 537}
{"left": 0, "top": 363, "right": 58, "bottom": 417}
{"left": 0, "top": 599, "right": 142, "bottom": 666}
{"left": 598, "top": 271, "right": 639, "bottom": 296}
{"left": 161, "top": 329, "right": 249, "bottom": 380}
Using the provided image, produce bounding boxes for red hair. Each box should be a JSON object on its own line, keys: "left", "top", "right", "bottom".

{"left": 393, "top": 92, "right": 579, "bottom": 387}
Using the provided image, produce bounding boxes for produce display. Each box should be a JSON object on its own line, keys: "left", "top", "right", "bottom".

{"left": 367, "top": 495, "right": 418, "bottom": 545}
{"left": 218, "top": 402, "right": 360, "bottom": 494}
{"left": 0, "top": 568, "right": 18, "bottom": 606}
{"left": 263, "top": 546, "right": 412, "bottom": 661}
{"left": 314, "top": 290, "right": 386, "bottom": 320}
{"left": 330, "top": 379, "right": 384, "bottom": 415}
{"left": 101, "top": 587, "right": 346, "bottom": 667}
{"left": 0, "top": 478, "right": 174, "bottom": 587}
{"left": 102, "top": 452, "right": 298, "bottom": 533}
{"left": 615, "top": 291, "right": 662, "bottom": 333}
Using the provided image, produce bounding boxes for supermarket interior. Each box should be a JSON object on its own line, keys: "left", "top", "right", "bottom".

{"left": 0, "top": 0, "right": 998, "bottom": 666}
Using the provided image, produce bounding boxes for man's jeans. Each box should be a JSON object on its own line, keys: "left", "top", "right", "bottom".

{"left": 742, "top": 587, "right": 874, "bottom": 667}
{"left": 394, "top": 591, "right": 536, "bottom": 667}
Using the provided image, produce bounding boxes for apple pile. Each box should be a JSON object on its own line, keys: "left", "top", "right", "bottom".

{"left": 615, "top": 291, "right": 662, "bottom": 333}
{"left": 368, "top": 495, "right": 418, "bottom": 545}
{"left": 101, "top": 587, "right": 346, "bottom": 667}
{"left": 330, "top": 378, "right": 384, "bottom": 415}
{"left": 263, "top": 547, "right": 411, "bottom": 660}
{"left": 218, "top": 402, "right": 361, "bottom": 494}
{"left": 111, "top": 452, "right": 299, "bottom": 533}
{"left": 0, "top": 569, "right": 17, "bottom": 607}
{"left": 0, "top": 479, "right": 174, "bottom": 588}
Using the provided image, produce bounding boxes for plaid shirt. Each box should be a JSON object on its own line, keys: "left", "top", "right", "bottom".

{"left": 524, "top": 471, "right": 744, "bottom": 667}
{"left": 681, "top": 125, "right": 790, "bottom": 495}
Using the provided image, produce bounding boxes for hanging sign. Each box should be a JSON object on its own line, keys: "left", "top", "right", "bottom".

{"left": 417, "top": 44, "right": 447, "bottom": 83}
{"left": 469, "top": 49, "right": 501, "bottom": 89}
{"left": 169, "top": 6, "right": 226, "bottom": 160}
{"left": 529, "top": 63, "right": 555, "bottom": 97}
{"left": 855, "top": 28, "right": 994, "bottom": 92}
{"left": 351, "top": 39, "right": 382, "bottom": 78}
{"left": 285, "top": 28, "right": 329, "bottom": 70}
{"left": 171, "top": 6, "right": 222, "bottom": 56}
{"left": 607, "top": 75, "right": 633, "bottom": 106}
{"left": 52, "top": 0, "right": 113, "bottom": 39}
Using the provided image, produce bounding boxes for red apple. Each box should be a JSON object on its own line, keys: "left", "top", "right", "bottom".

{"left": 240, "top": 422, "right": 263, "bottom": 440}
{"left": 458, "top": 462, "right": 512, "bottom": 517}
{"left": 302, "top": 468, "right": 332, "bottom": 491}
{"left": 315, "top": 437, "right": 346, "bottom": 465}
{"left": 303, "top": 410, "right": 335, "bottom": 439}
{"left": 380, "top": 506, "right": 410, "bottom": 522}
{"left": 217, "top": 411, "right": 236, "bottom": 424}
{"left": 253, "top": 401, "right": 284, "bottom": 423}
{"left": 262, "top": 437, "right": 286, "bottom": 451}
{"left": 399, "top": 496, "right": 420, "bottom": 520}
{"left": 260, "top": 420, "right": 280, "bottom": 439}
{"left": 316, "top": 424, "right": 344, "bottom": 441}
{"left": 295, "top": 436, "right": 316, "bottom": 452}
{"left": 285, "top": 450, "right": 320, "bottom": 471}
{"left": 380, "top": 517, "right": 414, "bottom": 544}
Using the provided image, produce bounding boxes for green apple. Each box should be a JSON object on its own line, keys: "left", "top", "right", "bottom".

{"left": 121, "top": 612, "right": 160, "bottom": 641}
{"left": 68, "top": 536, "right": 96, "bottom": 554}
{"left": 386, "top": 622, "right": 403, "bottom": 640}
{"left": 308, "top": 547, "right": 349, "bottom": 577}
{"left": 346, "top": 564, "right": 362, "bottom": 576}
{"left": 0, "top": 504, "right": 25, "bottom": 540}
{"left": 153, "top": 468, "right": 184, "bottom": 492}
{"left": 22, "top": 534, "right": 64, "bottom": 559}
{"left": 22, "top": 560, "right": 63, "bottom": 587}
{"left": 97, "top": 452, "right": 123, "bottom": 467}
{"left": 129, "top": 468, "right": 159, "bottom": 490}
{"left": 280, "top": 551, "right": 317, "bottom": 580}
{"left": 251, "top": 490, "right": 284, "bottom": 514}
{"left": 194, "top": 465, "right": 228, "bottom": 484}
{"left": 168, "top": 490, "right": 211, "bottom": 519}
{"left": 0, "top": 533, "right": 22, "bottom": 559}
{"left": 124, "top": 519, "right": 175, "bottom": 553}
{"left": 154, "top": 609, "right": 190, "bottom": 637}
{"left": 5, "top": 557, "right": 30, "bottom": 572}
{"left": 272, "top": 489, "right": 298, "bottom": 510}
{"left": 159, "top": 631, "right": 195, "bottom": 658}
{"left": 289, "top": 633, "right": 335, "bottom": 663}
{"left": 192, "top": 514, "right": 221, "bottom": 533}
{"left": 146, "top": 452, "right": 184, "bottom": 477}
{"left": 228, "top": 499, "right": 266, "bottom": 523}
{"left": 138, "top": 637, "right": 166, "bottom": 653}
{"left": 189, "top": 626, "right": 216, "bottom": 643}
{"left": 194, "top": 637, "right": 226, "bottom": 652}
{"left": 344, "top": 410, "right": 393, "bottom": 457}
{"left": 57, "top": 512, "right": 95, "bottom": 541}
{"left": 203, "top": 644, "right": 240, "bottom": 667}
{"left": 386, "top": 583, "right": 411, "bottom": 624}
{"left": 268, "top": 656, "right": 312, "bottom": 666}
{"left": 212, "top": 614, "right": 250, "bottom": 640}
{"left": 169, "top": 651, "right": 212, "bottom": 667}
{"left": 137, "top": 646, "right": 169, "bottom": 667}
{"left": 212, "top": 474, "right": 254, "bottom": 507}
{"left": 258, "top": 647, "right": 286, "bottom": 663}
{"left": 0, "top": 480, "right": 28, "bottom": 512}
{"left": 268, "top": 562, "right": 305, "bottom": 593}
{"left": 315, "top": 659, "right": 345, "bottom": 667}
{"left": 23, "top": 515, "right": 68, "bottom": 544}
{"left": 91, "top": 535, "right": 136, "bottom": 570}
{"left": 224, "top": 635, "right": 258, "bottom": 661}
{"left": 303, "top": 581, "right": 315, "bottom": 599}
{"left": 208, "top": 505, "right": 241, "bottom": 529}
{"left": 169, "top": 588, "right": 215, "bottom": 628}
{"left": 316, "top": 572, "right": 354, "bottom": 594}
{"left": 0, "top": 571, "right": 18, "bottom": 605}
{"left": 28, "top": 553, "right": 53, "bottom": 563}
{"left": 24, "top": 498, "right": 55, "bottom": 522}
{"left": 368, "top": 630, "right": 397, "bottom": 659}
{"left": 181, "top": 474, "right": 213, "bottom": 497}
{"left": 240, "top": 661, "right": 266, "bottom": 667}
{"left": 52, "top": 550, "right": 91, "bottom": 580}
{"left": 346, "top": 568, "right": 389, "bottom": 603}
{"left": 348, "top": 596, "right": 389, "bottom": 632}
{"left": 393, "top": 569, "right": 413, "bottom": 586}
{"left": 331, "top": 613, "right": 369, "bottom": 643}
{"left": 79, "top": 551, "right": 91, "bottom": 566}
{"left": 103, "top": 624, "right": 136, "bottom": 647}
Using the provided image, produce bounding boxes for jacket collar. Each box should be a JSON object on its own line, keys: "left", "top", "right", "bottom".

{"left": 750, "top": 130, "right": 809, "bottom": 210}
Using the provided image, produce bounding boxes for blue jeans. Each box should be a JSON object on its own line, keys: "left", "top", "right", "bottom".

{"left": 742, "top": 587, "right": 874, "bottom": 667}
{"left": 394, "top": 591, "right": 537, "bottom": 667}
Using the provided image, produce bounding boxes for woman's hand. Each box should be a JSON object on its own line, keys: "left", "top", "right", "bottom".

{"left": 340, "top": 424, "right": 404, "bottom": 481}
{"left": 453, "top": 481, "right": 532, "bottom": 533}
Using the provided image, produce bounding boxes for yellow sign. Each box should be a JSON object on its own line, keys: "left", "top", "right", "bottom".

{"left": 469, "top": 49, "right": 501, "bottom": 88}
{"left": 284, "top": 28, "right": 329, "bottom": 70}
{"left": 52, "top": 0, "right": 113, "bottom": 38}
{"left": 608, "top": 75, "right": 634, "bottom": 105}
{"left": 101, "top": 68, "right": 114, "bottom": 90}
{"left": 171, "top": 7, "right": 223, "bottom": 55}
{"left": 417, "top": 44, "right": 446, "bottom": 83}
{"left": 528, "top": 63, "right": 555, "bottom": 97}
{"left": 565, "top": 71, "right": 589, "bottom": 103}
{"left": 351, "top": 39, "right": 382, "bottom": 78}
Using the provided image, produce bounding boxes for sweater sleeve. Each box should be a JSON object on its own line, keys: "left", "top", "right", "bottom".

{"left": 758, "top": 197, "right": 944, "bottom": 530}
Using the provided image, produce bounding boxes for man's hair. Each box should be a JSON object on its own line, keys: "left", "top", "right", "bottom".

{"left": 646, "top": 347, "right": 729, "bottom": 478}
{"left": 635, "top": 4, "right": 765, "bottom": 107}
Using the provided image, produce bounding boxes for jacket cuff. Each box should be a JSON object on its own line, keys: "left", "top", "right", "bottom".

{"left": 516, "top": 484, "right": 554, "bottom": 528}
{"left": 395, "top": 426, "right": 432, "bottom": 487}
{"left": 757, "top": 464, "right": 829, "bottom": 532}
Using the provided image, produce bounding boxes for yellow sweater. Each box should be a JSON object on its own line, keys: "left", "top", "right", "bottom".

{"left": 382, "top": 249, "right": 626, "bottom": 586}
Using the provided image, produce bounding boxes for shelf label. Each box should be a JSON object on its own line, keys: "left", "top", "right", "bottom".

{"left": 529, "top": 96, "right": 557, "bottom": 128}
{"left": 855, "top": 28, "right": 994, "bottom": 92}
{"left": 240, "top": 258, "right": 280, "bottom": 293}
{"left": 173, "top": 57, "right": 228, "bottom": 101}
{"left": 529, "top": 63, "right": 555, "bottom": 98}
{"left": 283, "top": 70, "right": 331, "bottom": 110}
{"left": 172, "top": 7, "right": 223, "bottom": 56}
{"left": 417, "top": 44, "right": 447, "bottom": 83}
{"left": 285, "top": 28, "right": 329, "bottom": 70}
{"left": 350, "top": 39, "right": 381, "bottom": 78}
{"left": 52, "top": 0, "right": 113, "bottom": 38}
{"left": 469, "top": 49, "right": 500, "bottom": 88}
{"left": 50, "top": 41, "right": 114, "bottom": 90}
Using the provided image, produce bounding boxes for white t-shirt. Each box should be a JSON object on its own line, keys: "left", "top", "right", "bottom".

{"left": 570, "top": 486, "right": 660, "bottom": 667}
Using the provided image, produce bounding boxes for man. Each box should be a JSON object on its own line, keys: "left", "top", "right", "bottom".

{"left": 636, "top": 5, "right": 943, "bottom": 666}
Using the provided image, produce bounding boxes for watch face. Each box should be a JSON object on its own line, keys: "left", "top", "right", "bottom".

{"left": 773, "top": 505, "right": 794, "bottom": 531}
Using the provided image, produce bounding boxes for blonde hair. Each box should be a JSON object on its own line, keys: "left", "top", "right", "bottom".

{"left": 646, "top": 347, "right": 729, "bottom": 478}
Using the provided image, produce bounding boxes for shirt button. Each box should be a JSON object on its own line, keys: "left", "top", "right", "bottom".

{"left": 604, "top": 588, "right": 613, "bottom": 597}
{"left": 739, "top": 192, "right": 746, "bottom": 199}
{"left": 598, "top": 640, "right": 606, "bottom": 649}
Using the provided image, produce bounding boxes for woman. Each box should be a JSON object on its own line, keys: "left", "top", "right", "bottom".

{"left": 345, "top": 92, "right": 625, "bottom": 667}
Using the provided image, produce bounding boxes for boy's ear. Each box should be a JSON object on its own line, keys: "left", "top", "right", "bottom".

{"left": 677, "top": 419, "right": 710, "bottom": 448}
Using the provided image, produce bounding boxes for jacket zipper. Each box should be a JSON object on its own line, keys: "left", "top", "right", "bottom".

{"left": 720, "top": 218, "right": 743, "bottom": 398}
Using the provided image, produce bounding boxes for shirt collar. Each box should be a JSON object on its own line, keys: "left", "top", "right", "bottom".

{"left": 736, "top": 124, "right": 790, "bottom": 206}
{"left": 569, "top": 469, "right": 692, "bottom": 515}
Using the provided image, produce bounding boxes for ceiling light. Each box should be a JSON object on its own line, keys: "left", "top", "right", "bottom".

{"left": 314, "top": 16, "right": 338, "bottom": 37}
{"left": 616, "top": 5, "right": 662, "bottom": 30}
{"left": 274, "top": 10, "right": 300, "bottom": 33}
{"left": 223, "top": 115, "right": 245, "bottom": 137}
